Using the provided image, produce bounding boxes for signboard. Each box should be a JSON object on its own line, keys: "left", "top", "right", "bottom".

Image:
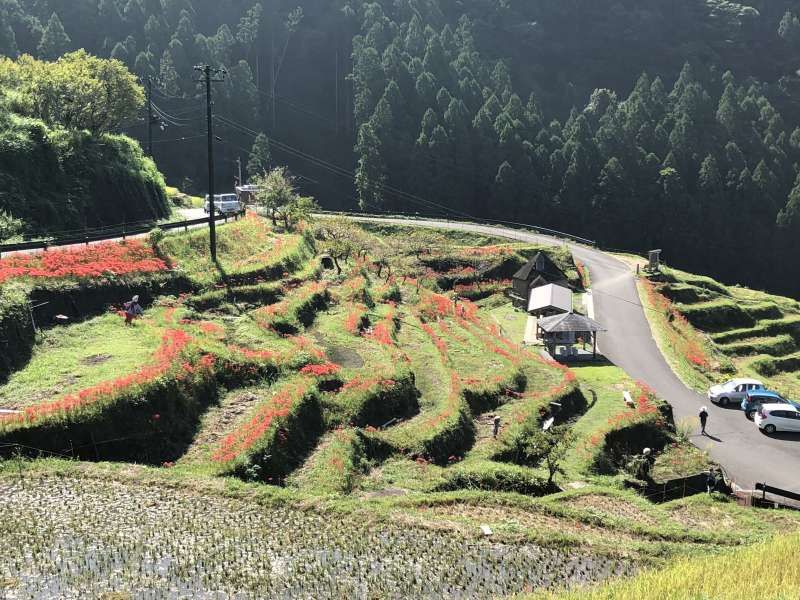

{"left": 648, "top": 249, "right": 662, "bottom": 271}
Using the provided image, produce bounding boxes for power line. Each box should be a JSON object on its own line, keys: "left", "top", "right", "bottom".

{"left": 151, "top": 134, "right": 206, "bottom": 144}
{"left": 215, "top": 113, "right": 479, "bottom": 220}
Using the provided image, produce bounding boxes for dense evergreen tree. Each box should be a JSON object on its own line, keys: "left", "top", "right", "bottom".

{"left": 5, "top": 0, "right": 800, "bottom": 294}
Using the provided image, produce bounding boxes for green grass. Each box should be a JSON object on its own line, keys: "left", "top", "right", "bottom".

{"left": 6, "top": 222, "right": 800, "bottom": 594}
{"left": 561, "top": 365, "right": 636, "bottom": 478}
{"left": 160, "top": 216, "right": 312, "bottom": 286}
{"left": 489, "top": 303, "right": 529, "bottom": 343}
{"left": 0, "top": 309, "right": 167, "bottom": 409}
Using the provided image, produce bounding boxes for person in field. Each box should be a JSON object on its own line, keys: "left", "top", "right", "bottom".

{"left": 123, "top": 295, "right": 143, "bottom": 326}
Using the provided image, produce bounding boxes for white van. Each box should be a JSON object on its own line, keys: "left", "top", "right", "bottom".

{"left": 204, "top": 193, "right": 242, "bottom": 215}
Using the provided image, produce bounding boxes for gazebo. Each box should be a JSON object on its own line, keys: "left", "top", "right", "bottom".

{"left": 536, "top": 312, "right": 606, "bottom": 360}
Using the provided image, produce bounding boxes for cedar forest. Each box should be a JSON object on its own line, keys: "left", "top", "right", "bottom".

{"left": 2, "top": 1, "right": 800, "bottom": 294}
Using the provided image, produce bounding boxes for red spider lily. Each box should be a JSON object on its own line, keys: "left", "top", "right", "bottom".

{"left": 369, "top": 323, "right": 394, "bottom": 346}
{"left": 212, "top": 379, "right": 315, "bottom": 463}
{"left": 0, "top": 239, "right": 169, "bottom": 285}
{"left": 299, "top": 363, "right": 341, "bottom": 377}
{"left": 198, "top": 321, "right": 225, "bottom": 336}
{"left": 420, "top": 323, "right": 448, "bottom": 358}
{"left": 345, "top": 309, "right": 364, "bottom": 334}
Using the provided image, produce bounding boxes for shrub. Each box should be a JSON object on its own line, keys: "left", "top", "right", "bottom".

{"left": 674, "top": 299, "right": 754, "bottom": 332}
{"left": 437, "top": 461, "right": 553, "bottom": 495}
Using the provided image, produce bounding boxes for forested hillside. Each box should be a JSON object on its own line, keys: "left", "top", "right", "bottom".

{"left": 2, "top": 1, "right": 800, "bottom": 293}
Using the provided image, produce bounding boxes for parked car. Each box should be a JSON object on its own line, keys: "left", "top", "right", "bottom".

{"left": 741, "top": 390, "right": 793, "bottom": 420}
{"left": 707, "top": 378, "right": 765, "bottom": 407}
{"left": 755, "top": 403, "right": 800, "bottom": 434}
{"left": 204, "top": 193, "right": 242, "bottom": 215}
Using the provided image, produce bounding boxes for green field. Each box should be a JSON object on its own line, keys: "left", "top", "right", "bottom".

{"left": 0, "top": 217, "right": 797, "bottom": 597}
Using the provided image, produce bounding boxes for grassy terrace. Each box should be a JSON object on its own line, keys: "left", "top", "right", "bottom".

{"left": 634, "top": 260, "right": 800, "bottom": 398}
{"left": 2, "top": 217, "right": 799, "bottom": 596}
{"left": 0, "top": 309, "right": 166, "bottom": 410}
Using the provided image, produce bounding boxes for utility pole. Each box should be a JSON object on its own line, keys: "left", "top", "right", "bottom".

{"left": 194, "top": 64, "right": 227, "bottom": 261}
{"left": 236, "top": 156, "right": 243, "bottom": 186}
{"left": 146, "top": 77, "right": 153, "bottom": 156}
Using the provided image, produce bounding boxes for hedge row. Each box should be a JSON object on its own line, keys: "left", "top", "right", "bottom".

{"left": 711, "top": 316, "right": 800, "bottom": 344}
{"left": 718, "top": 334, "right": 797, "bottom": 358}
{"left": 436, "top": 461, "right": 553, "bottom": 495}
{"left": 224, "top": 385, "right": 325, "bottom": 484}
{"left": 0, "top": 284, "right": 34, "bottom": 382}
{"left": 330, "top": 369, "right": 420, "bottom": 429}
{"left": 751, "top": 352, "right": 800, "bottom": 377}
{"left": 0, "top": 361, "right": 218, "bottom": 465}
{"left": 674, "top": 299, "right": 754, "bottom": 332}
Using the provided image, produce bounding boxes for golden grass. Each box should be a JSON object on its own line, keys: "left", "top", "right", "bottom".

{"left": 532, "top": 532, "right": 800, "bottom": 599}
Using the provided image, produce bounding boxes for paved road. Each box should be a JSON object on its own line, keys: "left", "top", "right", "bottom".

{"left": 344, "top": 216, "right": 800, "bottom": 492}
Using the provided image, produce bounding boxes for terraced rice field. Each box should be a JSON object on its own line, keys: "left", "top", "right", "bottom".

{"left": 640, "top": 265, "right": 800, "bottom": 397}
{"left": 2, "top": 218, "right": 793, "bottom": 595}
{"left": 0, "top": 475, "right": 636, "bottom": 598}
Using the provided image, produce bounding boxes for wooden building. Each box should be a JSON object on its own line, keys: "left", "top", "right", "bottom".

{"left": 510, "top": 252, "right": 569, "bottom": 308}
{"left": 536, "top": 312, "right": 606, "bottom": 360}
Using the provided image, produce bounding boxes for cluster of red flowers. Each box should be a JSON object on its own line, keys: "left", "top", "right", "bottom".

{"left": 417, "top": 292, "right": 456, "bottom": 320}
{"left": 299, "top": 362, "right": 341, "bottom": 377}
{"left": 579, "top": 382, "right": 663, "bottom": 457}
{"left": 420, "top": 322, "right": 449, "bottom": 359}
{"left": 442, "top": 265, "right": 477, "bottom": 278}
{"left": 212, "top": 379, "right": 315, "bottom": 463}
{"left": 228, "top": 345, "right": 279, "bottom": 362}
{"left": 2, "top": 329, "right": 199, "bottom": 426}
{"left": 575, "top": 259, "right": 589, "bottom": 288}
{"left": 641, "top": 279, "right": 710, "bottom": 369}
{"left": 0, "top": 239, "right": 169, "bottom": 285}
{"left": 369, "top": 322, "right": 394, "bottom": 346}
{"left": 345, "top": 306, "right": 366, "bottom": 334}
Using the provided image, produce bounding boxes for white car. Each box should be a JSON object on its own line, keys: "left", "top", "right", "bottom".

{"left": 707, "top": 378, "right": 765, "bottom": 407}
{"left": 755, "top": 403, "right": 800, "bottom": 434}
{"left": 204, "top": 193, "right": 242, "bottom": 215}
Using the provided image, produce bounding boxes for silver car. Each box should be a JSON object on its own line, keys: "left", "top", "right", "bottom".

{"left": 707, "top": 378, "right": 765, "bottom": 407}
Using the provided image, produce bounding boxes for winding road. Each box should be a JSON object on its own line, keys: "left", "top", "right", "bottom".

{"left": 344, "top": 216, "right": 800, "bottom": 492}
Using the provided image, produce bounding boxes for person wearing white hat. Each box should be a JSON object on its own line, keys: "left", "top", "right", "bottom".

{"left": 699, "top": 406, "right": 709, "bottom": 435}
{"left": 124, "top": 295, "right": 144, "bottom": 326}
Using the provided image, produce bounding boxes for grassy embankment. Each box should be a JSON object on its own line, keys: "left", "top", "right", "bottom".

{"left": 632, "top": 258, "right": 800, "bottom": 399}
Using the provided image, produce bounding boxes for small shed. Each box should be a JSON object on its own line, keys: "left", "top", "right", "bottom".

{"left": 537, "top": 312, "right": 606, "bottom": 360}
{"left": 527, "top": 283, "right": 572, "bottom": 317}
{"left": 235, "top": 185, "right": 259, "bottom": 205}
{"left": 511, "top": 252, "right": 569, "bottom": 308}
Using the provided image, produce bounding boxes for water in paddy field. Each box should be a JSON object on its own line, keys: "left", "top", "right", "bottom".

{"left": 0, "top": 476, "right": 635, "bottom": 598}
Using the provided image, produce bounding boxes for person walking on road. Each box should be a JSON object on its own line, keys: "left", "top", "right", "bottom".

{"left": 492, "top": 415, "right": 501, "bottom": 439}
{"left": 699, "top": 406, "right": 709, "bottom": 435}
{"left": 123, "top": 295, "right": 144, "bottom": 326}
